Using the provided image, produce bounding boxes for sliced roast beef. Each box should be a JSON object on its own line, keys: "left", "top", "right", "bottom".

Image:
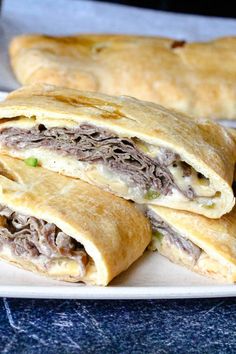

{"left": 0, "top": 205, "right": 87, "bottom": 263}
{"left": 0, "top": 124, "right": 194, "bottom": 199}
{"left": 158, "top": 148, "right": 180, "bottom": 166}
{"left": 147, "top": 210, "right": 201, "bottom": 262}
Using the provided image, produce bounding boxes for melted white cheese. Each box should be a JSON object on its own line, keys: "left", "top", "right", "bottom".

{"left": 168, "top": 162, "right": 215, "bottom": 197}
{"left": 0, "top": 243, "right": 86, "bottom": 279}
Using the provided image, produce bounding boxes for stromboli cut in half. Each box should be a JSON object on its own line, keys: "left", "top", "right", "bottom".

{"left": 147, "top": 205, "right": 236, "bottom": 282}
{"left": 9, "top": 34, "right": 236, "bottom": 119}
{"left": 0, "top": 84, "right": 235, "bottom": 218}
{"left": 0, "top": 155, "right": 151, "bottom": 285}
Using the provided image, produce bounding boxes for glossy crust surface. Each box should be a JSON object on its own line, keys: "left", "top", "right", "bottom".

{"left": 0, "top": 84, "right": 235, "bottom": 218}
{"left": 0, "top": 155, "right": 151, "bottom": 285}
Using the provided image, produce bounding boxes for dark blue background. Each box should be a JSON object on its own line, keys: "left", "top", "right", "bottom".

{"left": 92, "top": 0, "right": 236, "bottom": 18}
{"left": 0, "top": 297, "right": 236, "bottom": 353}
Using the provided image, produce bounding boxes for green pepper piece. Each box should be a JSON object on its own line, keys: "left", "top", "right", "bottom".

{"left": 203, "top": 203, "right": 215, "bottom": 209}
{"left": 145, "top": 189, "right": 160, "bottom": 200}
{"left": 153, "top": 230, "right": 163, "bottom": 241}
{"left": 24, "top": 157, "right": 38, "bottom": 167}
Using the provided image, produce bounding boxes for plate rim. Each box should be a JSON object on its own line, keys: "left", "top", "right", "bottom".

{"left": 0, "top": 284, "right": 236, "bottom": 299}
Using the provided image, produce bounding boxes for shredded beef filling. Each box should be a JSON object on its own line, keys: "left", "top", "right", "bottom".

{"left": 147, "top": 210, "right": 201, "bottom": 263}
{"left": 0, "top": 205, "right": 88, "bottom": 267}
{"left": 0, "top": 124, "right": 195, "bottom": 199}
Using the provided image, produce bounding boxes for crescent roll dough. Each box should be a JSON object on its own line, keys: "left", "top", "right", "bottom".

{"left": 9, "top": 34, "right": 236, "bottom": 119}
{"left": 0, "top": 155, "right": 151, "bottom": 285}
{"left": 147, "top": 205, "right": 236, "bottom": 282}
{"left": 0, "top": 84, "right": 234, "bottom": 218}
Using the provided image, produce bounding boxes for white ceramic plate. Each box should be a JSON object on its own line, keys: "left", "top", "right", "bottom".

{"left": 0, "top": 90, "right": 235, "bottom": 299}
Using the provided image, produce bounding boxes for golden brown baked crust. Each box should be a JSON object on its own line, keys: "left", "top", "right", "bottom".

{"left": 149, "top": 205, "right": 236, "bottom": 282}
{"left": 0, "top": 84, "right": 235, "bottom": 218}
{"left": 0, "top": 154, "right": 151, "bottom": 285}
{"left": 9, "top": 34, "right": 236, "bottom": 119}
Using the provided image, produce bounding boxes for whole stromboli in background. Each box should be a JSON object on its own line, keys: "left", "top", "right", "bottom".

{"left": 9, "top": 34, "right": 236, "bottom": 119}
{"left": 0, "top": 155, "right": 151, "bottom": 285}
{"left": 0, "top": 84, "right": 235, "bottom": 218}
